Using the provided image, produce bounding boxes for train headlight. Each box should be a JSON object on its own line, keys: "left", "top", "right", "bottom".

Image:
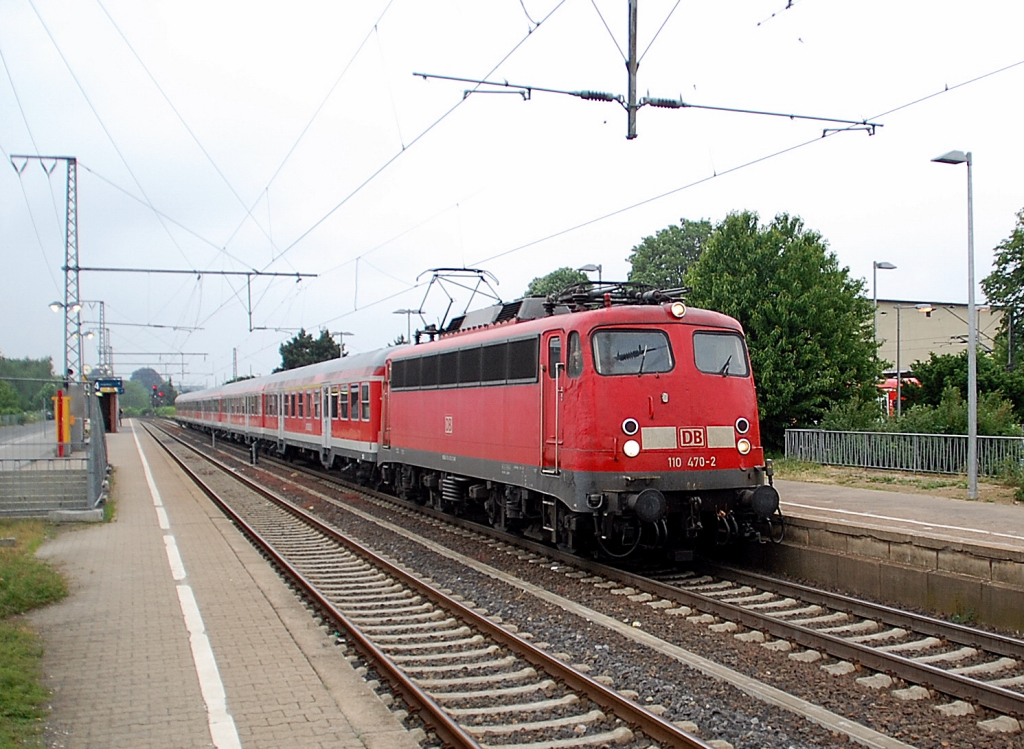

{"left": 623, "top": 439, "right": 641, "bottom": 458}
{"left": 669, "top": 302, "right": 686, "bottom": 318}
{"left": 622, "top": 418, "right": 639, "bottom": 436}
{"left": 735, "top": 417, "right": 750, "bottom": 434}
{"left": 737, "top": 438, "right": 751, "bottom": 455}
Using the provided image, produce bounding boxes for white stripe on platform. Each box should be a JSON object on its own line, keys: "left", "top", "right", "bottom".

{"left": 783, "top": 501, "right": 1024, "bottom": 544}
{"left": 131, "top": 423, "right": 242, "bottom": 749}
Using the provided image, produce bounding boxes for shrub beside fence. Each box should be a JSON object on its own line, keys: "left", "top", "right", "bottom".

{"left": 785, "top": 429, "right": 1024, "bottom": 478}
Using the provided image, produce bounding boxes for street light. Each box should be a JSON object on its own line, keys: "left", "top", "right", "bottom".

{"left": 49, "top": 300, "right": 82, "bottom": 314}
{"left": 872, "top": 261, "right": 896, "bottom": 342}
{"left": 932, "top": 149, "right": 977, "bottom": 500}
{"left": 332, "top": 331, "right": 354, "bottom": 357}
{"left": 393, "top": 308, "right": 424, "bottom": 343}
{"left": 893, "top": 304, "right": 933, "bottom": 417}
{"left": 578, "top": 264, "right": 603, "bottom": 284}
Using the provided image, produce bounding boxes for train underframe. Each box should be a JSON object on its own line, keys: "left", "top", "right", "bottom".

{"left": 375, "top": 461, "right": 784, "bottom": 561}
{"left": 181, "top": 422, "right": 783, "bottom": 560}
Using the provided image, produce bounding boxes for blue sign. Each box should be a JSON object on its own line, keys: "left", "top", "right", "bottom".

{"left": 94, "top": 378, "right": 124, "bottom": 394}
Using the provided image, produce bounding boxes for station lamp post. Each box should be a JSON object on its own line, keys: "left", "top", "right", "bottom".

{"left": 393, "top": 309, "right": 424, "bottom": 343}
{"left": 872, "top": 261, "right": 896, "bottom": 343}
{"left": 578, "top": 264, "right": 603, "bottom": 284}
{"left": 333, "top": 331, "right": 354, "bottom": 357}
{"left": 932, "top": 149, "right": 978, "bottom": 500}
{"left": 49, "top": 300, "right": 82, "bottom": 381}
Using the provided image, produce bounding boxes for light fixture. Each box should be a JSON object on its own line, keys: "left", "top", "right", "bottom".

{"left": 872, "top": 261, "right": 896, "bottom": 343}
{"left": 578, "top": 264, "right": 603, "bottom": 283}
{"left": 932, "top": 149, "right": 977, "bottom": 500}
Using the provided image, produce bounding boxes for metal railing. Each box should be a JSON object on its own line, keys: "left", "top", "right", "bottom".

{"left": 0, "top": 389, "right": 108, "bottom": 516}
{"left": 785, "top": 429, "right": 1024, "bottom": 477}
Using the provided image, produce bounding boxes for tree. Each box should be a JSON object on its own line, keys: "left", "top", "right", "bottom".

{"left": 0, "top": 380, "right": 20, "bottom": 414}
{"left": 906, "top": 350, "right": 1024, "bottom": 422}
{"left": 525, "top": 268, "right": 589, "bottom": 297}
{"left": 0, "top": 355, "right": 56, "bottom": 410}
{"left": 120, "top": 380, "right": 151, "bottom": 413}
{"left": 981, "top": 207, "right": 1024, "bottom": 369}
{"left": 627, "top": 218, "right": 712, "bottom": 289}
{"left": 687, "top": 211, "right": 880, "bottom": 449}
{"left": 130, "top": 368, "right": 163, "bottom": 391}
{"left": 275, "top": 329, "right": 341, "bottom": 372}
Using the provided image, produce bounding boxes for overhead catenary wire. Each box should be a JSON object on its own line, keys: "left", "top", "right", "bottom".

{"left": 589, "top": 0, "right": 626, "bottom": 61}
{"left": 219, "top": 0, "right": 398, "bottom": 256}
{"left": 27, "top": 0, "right": 195, "bottom": 269}
{"left": 261, "top": 0, "right": 569, "bottom": 273}
{"left": 1, "top": 43, "right": 62, "bottom": 293}
{"left": 638, "top": 0, "right": 679, "bottom": 63}
{"left": 471, "top": 58, "right": 1024, "bottom": 267}
{"left": 93, "top": 0, "right": 280, "bottom": 261}
{"left": 197, "top": 0, "right": 571, "bottom": 341}
{"left": 228, "top": 58, "right": 1024, "bottom": 380}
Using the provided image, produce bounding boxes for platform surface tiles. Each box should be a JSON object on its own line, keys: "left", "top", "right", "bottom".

{"left": 29, "top": 423, "right": 420, "bottom": 749}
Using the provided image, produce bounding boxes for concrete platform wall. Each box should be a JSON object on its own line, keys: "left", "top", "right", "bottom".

{"left": 740, "top": 516, "right": 1024, "bottom": 634}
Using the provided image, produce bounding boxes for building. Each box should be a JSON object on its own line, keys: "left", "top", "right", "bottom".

{"left": 875, "top": 299, "right": 1004, "bottom": 375}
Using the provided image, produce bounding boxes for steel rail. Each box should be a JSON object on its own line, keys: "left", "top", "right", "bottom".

{"left": 702, "top": 562, "right": 1024, "bottom": 659}
{"left": 143, "top": 424, "right": 479, "bottom": 749}
{"left": 166, "top": 421, "right": 1024, "bottom": 716}
{"left": 148, "top": 422, "right": 713, "bottom": 749}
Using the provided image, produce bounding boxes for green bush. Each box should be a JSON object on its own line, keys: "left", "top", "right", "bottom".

{"left": 818, "top": 385, "right": 1023, "bottom": 437}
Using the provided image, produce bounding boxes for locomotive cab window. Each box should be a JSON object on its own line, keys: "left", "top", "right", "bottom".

{"left": 567, "top": 331, "right": 583, "bottom": 378}
{"left": 547, "top": 337, "right": 562, "bottom": 378}
{"left": 592, "top": 330, "right": 673, "bottom": 375}
{"left": 693, "top": 331, "right": 750, "bottom": 377}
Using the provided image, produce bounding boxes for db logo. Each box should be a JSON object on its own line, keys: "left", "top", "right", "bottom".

{"left": 444, "top": 415, "right": 453, "bottom": 434}
{"left": 679, "top": 427, "right": 706, "bottom": 448}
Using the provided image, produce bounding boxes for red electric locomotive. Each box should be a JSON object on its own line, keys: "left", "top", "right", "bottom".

{"left": 176, "top": 283, "right": 782, "bottom": 559}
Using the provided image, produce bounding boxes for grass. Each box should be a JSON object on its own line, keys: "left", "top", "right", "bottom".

{"left": 771, "top": 457, "right": 1018, "bottom": 504}
{"left": 0, "top": 521, "right": 67, "bottom": 748}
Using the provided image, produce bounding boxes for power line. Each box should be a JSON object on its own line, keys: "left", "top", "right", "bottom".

{"left": 219, "top": 0, "right": 398, "bottom": 254}
{"left": 262, "top": 0, "right": 569, "bottom": 272}
{"left": 26, "top": 0, "right": 194, "bottom": 268}
{"left": 93, "top": 0, "right": 277, "bottom": 260}
{"left": 471, "top": 58, "right": 1024, "bottom": 268}
{"left": 195, "top": 0, "right": 571, "bottom": 340}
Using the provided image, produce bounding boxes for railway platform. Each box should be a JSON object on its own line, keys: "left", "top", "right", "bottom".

{"left": 28, "top": 422, "right": 421, "bottom": 749}
{"left": 742, "top": 478, "right": 1024, "bottom": 632}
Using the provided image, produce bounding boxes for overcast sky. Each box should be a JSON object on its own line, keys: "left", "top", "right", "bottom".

{"left": 2, "top": 0, "right": 1022, "bottom": 387}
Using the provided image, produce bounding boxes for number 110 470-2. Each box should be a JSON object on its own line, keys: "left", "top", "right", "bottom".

{"left": 668, "top": 455, "right": 716, "bottom": 468}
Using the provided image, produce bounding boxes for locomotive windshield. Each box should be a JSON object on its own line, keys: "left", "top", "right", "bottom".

{"left": 592, "top": 330, "right": 673, "bottom": 375}
{"left": 693, "top": 331, "right": 750, "bottom": 377}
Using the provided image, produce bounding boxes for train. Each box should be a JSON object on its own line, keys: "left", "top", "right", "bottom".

{"left": 175, "top": 282, "right": 782, "bottom": 560}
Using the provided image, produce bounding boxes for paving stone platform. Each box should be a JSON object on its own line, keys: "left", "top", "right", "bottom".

{"left": 29, "top": 422, "right": 421, "bottom": 749}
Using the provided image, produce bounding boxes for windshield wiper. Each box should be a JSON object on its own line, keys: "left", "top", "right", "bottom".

{"left": 638, "top": 345, "right": 649, "bottom": 376}
{"left": 719, "top": 355, "right": 732, "bottom": 376}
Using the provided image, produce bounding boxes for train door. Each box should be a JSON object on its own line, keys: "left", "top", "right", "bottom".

{"left": 382, "top": 362, "right": 392, "bottom": 448}
{"left": 541, "top": 331, "right": 564, "bottom": 475}
{"left": 321, "top": 386, "right": 331, "bottom": 452}
{"left": 276, "top": 392, "right": 284, "bottom": 443}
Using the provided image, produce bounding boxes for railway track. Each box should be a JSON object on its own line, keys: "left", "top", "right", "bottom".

{"left": 163, "top": 420, "right": 1024, "bottom": 742}
{"left": 144, "top": 422, "right": 711, "bottom": 749}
